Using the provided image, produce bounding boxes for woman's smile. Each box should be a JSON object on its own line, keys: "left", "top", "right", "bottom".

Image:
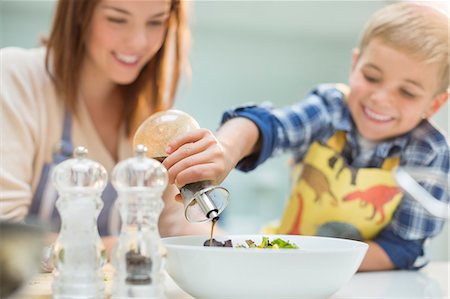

{"left": 112, "top": 51, "right": 141, "bottom": 68}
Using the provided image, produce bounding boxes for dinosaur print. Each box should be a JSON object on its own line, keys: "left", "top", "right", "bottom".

{"left": 328, "top": 153, "right": 358, "bottom": 185}
{"left": 343, "top": 185, "right": 401, "bottom": 224}
{"left": 299, "top": 163, "right": 338, "bottom": 205}
{"left": 288, "top": 193, "right": 304, "bottom": 235}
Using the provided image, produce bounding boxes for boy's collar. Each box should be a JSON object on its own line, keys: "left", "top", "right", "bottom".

{"left": 374, "top": 135, "right": 409, "bottom": 157}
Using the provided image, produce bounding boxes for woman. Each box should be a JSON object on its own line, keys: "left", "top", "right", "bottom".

{"left": 0, "top": 0, "right": 209, "bottom": 247}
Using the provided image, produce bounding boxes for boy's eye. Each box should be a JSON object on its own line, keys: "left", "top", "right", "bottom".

{"left": 400, "top": 89, "right": 416, "bottom": 98}
{"left": 363, "top": 74, "right": 379, "bottom": 83}
{"left": 107, "top": 17, "right": 126, "bottom": 24}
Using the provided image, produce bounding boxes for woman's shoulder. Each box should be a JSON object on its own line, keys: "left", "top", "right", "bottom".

{"left": 1, "top": 47, "right": 47, "bottom": 74}
{"left": 1, "top": 46, "right": 46, "bottom": 56}
{"left": 1, "top": 47, "right": 59, "bottom": 118}
{"left": 1, "top": 47, "right": 53, "bottom": 98}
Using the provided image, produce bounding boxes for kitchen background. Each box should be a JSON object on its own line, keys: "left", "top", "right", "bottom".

{"left": 1, "top": 0, "right": 448, "bottom": 261}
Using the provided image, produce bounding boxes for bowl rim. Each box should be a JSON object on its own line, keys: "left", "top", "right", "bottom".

{"left": 161, "top": 234, "right": 369, "bottom": 253}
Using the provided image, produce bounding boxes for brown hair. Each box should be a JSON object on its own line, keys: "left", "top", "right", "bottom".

{"left": 45, "top": 0, "right": 189, "bottom": 136}
{"left": 358, "top": 2, "right": 449, "bottom": 94}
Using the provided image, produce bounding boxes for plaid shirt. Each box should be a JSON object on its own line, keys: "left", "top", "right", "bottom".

{"left": 222, "top": 84, "right": 449, "bottom": 269}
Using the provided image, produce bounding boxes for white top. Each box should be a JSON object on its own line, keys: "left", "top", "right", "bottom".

{"left": 0, "top": 47, "right": 207, "bottom": 236}
{"left": 17, "top": 261, "right": 450, "bottom": 298}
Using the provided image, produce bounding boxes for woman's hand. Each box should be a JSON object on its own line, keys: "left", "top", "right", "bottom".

{"left": 162, "top": 128, "right": 235, "bottom": 201}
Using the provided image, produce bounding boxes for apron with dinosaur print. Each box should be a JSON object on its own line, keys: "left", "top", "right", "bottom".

{"left": 271, "top": 131, "right": 403, "bottom": 240}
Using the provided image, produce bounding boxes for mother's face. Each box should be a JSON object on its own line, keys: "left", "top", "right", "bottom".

{"left": 84, "top": 0, "right": 172, "bottom": 85}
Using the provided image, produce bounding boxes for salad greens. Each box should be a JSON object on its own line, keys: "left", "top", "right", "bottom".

{"left": 237, "top": 236, "right": 299, "bottom": 249}
{"left": 204, "top": 236, "right": 299, "bottom": 249}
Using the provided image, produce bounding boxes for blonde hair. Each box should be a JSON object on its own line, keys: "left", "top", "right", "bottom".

{"left": 45, "top": 0, "right": 190, "bottom": 136}
{"left": 358, "top": 2, "right": 449, "bottom": 93}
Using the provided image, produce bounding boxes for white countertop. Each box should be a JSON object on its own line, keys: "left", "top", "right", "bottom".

{"left": 332, "top": 262, "right": 449, "bottom": 298}
{"left": 20, "top": 261, "right": 449, "bottom": 298}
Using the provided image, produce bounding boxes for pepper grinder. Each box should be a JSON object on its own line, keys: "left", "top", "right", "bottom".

{"left": 111, "top": 145, "right": 168, "bottom": 298}
{"left": 52, "top": 146, "right": 107, "bottom": 299}
{"left": 133, "top": 109, "right": 230, "bottom": 223}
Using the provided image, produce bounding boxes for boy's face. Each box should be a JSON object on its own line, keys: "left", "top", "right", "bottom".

{"left": 347, "top": 38, "right": 448, "bottom": 141}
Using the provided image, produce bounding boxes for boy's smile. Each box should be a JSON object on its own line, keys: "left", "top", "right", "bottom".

{"left": 347, "top": 38, "right": 447, "bottom": 141}
{"left": 363, "top": 106, "right": 394, "bottom": 123}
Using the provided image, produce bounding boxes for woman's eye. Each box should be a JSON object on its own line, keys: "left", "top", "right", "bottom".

{"left": 147, "top": 19, "right": 167, "bottom": 27}
{"left": 107, "top": 17, "right": 126, "bottom": 24}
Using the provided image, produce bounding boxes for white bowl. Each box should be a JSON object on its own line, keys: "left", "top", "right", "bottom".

{"left": 162, "top": 234, "right": 368, "bottom": 299}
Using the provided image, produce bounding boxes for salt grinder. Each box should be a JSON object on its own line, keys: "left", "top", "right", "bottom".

{"left": 133, "top": 109, "right": 230, "bottom": 223}
{"left": 111, "top": 145, "right": 168, "bottom": 298}
{"left": 52, "top": 146, "right": 107, "bottom": 299}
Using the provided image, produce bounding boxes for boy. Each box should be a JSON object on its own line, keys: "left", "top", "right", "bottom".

{"left": 163, "top": 2, "right": 449, "bottom": 271}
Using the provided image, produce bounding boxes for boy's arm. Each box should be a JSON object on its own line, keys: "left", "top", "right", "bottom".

{"left": 360, "top": 231, "right": 426, "bottom": 271}
{"left": 219, "top": 85, "right": 345, "bottom": 172}
{"left": 216, "top": 117, "right": 262, "bottom": 169}
{"left": 165, "top": 84, "right": 344, "bottom": 192}
{"left": 359, "top": 241, "right": 394, "bottom": 271}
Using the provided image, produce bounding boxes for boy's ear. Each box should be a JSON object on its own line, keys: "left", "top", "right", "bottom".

{"left": 425, "top": 91, "right": 449, "bottom": 118}
{"left": 351, "top": 48, "right": 360, "bottom": 72}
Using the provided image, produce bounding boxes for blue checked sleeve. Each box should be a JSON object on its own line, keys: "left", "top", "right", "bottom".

{"left": 374, "top": 228, "right": 425, "bottom": 269}
{"left": 221, "top": 105, "right": 277, "bottom": 172}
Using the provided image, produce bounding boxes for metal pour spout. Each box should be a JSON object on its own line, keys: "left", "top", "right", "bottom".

{"left": 196, "top": 193, "right": 220, "bottom": 222}
{"left": 181, "top": 181, "right": 229, "bottom": 223}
